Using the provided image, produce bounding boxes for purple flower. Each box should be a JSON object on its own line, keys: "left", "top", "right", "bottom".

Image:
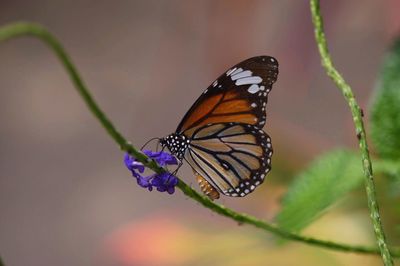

{"left": 124, "top": 153, "right": 145, "bottom": 176}
{"left": 143, "top": 150, "right": 178, "bottom": 166}
{"left": 136, "top": 175, "right": 153, "bottom": 191}
{"left": 151, "top": 172, "right": 179, "bottom": 194}
{"left": 124, "top": 151, "right": 178, "bottom": 194}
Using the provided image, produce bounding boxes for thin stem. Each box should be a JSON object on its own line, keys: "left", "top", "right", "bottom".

{"left": 0, "top": 21, "right": 399, "bottom": 260}
{"left": 310, "top": 1, "right": 394, "bottom": 265}
{"left": 0, "top": 22, "right": 157, "bottom": 171}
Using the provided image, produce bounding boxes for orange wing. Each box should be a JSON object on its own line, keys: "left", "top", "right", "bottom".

{"left": 176, "top": 56, "right": 279, "bottom": 135}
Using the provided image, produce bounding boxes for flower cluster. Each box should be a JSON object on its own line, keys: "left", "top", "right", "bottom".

{"left": 124, "top": 150, "right": 179, "bottom": 194}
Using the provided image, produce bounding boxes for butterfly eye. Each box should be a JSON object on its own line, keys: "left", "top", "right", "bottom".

{"left": 159, "top": 138, "right": 168, "bottom": 147}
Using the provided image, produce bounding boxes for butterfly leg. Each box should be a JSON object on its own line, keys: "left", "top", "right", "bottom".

{"left": 164, "top": 161, "right": 183, "bottom": 186}
{"left": 171, "top": 161, "right": 183, "bottom": 176}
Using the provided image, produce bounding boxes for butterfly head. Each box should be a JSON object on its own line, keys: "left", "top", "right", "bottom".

{"left": 160, "top": 133, "right": 190, "bottom": 160}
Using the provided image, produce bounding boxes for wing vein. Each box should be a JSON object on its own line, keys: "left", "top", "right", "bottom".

{"left": 181, "top": 92, "right": 227, "bottom": 131}
{"left": 190, "top": 148, "right": 237, "bottom": 190}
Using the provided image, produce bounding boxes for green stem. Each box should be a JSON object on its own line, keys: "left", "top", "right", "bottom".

{"left": 310, "top": 1, "right": 394, "bottom": 265}
{"left": 0, "top": 22, "right": 157, "bottom": 171}
{"left": 0, "top": 21, "right": 399, "bottom": 261}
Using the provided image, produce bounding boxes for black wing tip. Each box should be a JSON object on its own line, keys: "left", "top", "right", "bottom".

{"left": 224, "top": 167, "right": 271, "bottom": 197}
{"left": 247, "top": 55, "right": 279, "bottom": 68}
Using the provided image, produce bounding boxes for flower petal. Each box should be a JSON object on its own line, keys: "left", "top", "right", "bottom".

{"left": 167, "top": 187, "right": 175, "bottom": 194}
{"left": 136, "top": 175, "right": 153, "bottom": 189}
{"left": 124, "top": 153, "right": 145, "bottom": 172}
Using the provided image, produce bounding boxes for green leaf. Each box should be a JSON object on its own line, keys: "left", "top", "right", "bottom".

{"left": 374, "top": 159, "right": 400, "bottom": 197}
{"left": 374, "top": 159, "right": 400, "bottom": 180}
{"left": 370, "top": 38, "right": 400, "bottom": 160}
{"left": 275, "top": 150, "right": 363, "bottom": 232}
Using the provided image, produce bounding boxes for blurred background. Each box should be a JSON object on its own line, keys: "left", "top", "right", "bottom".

{"left": 0, "top": 1, "right": 399, "bottom": 265}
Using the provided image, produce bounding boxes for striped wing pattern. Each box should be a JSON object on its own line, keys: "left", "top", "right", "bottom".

{"left": 184, "top": 123, "right": 272, "bottom": 197}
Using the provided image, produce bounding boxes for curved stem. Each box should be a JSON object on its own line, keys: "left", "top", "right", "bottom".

{"left": 0, "top": 22, "right": 399, "bottom": 260}
{"left": 310, "top": 1, "right": 393, "bottom": 265}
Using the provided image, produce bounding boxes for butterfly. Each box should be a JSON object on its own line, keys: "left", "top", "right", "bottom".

{"left": 160, "top": 56, "right": 279, "bottom": 200}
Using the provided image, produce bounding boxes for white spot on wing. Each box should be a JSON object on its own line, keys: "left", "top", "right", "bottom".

{"left": 236, "top": 76, "right": 263, "bottom": 86}
{"left": 229, "top": 67, "right": 243, "bottom": 76}
{"left": 231, "top": 70, "right": 252, "bottom": 80}
{"left": 248, "top": 84, "right": 260, "bottom": 94}
{"left": 226, "top": 67, "right": 237, "bottom": 76}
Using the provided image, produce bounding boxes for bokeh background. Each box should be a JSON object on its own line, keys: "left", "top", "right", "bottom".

{"left": 1, "top": 1, "right": 399, "bottom": 265}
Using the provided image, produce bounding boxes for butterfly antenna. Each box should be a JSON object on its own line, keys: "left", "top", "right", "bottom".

{"left": 140, "top": 137, "right": 161, "bottom": 151}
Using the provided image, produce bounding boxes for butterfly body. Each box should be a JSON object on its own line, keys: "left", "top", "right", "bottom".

{"left": 160, "top": 133, "right": 190, "bottom": 160}
{"left": 161, "top": 56, "right": 278, "bottom": 199}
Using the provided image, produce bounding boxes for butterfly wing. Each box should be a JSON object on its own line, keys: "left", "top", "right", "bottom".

{"left": 176, "top": 56, "right": 278, "bottom": 135}
{"left": 184, "top": 122, "right": 272, "bottom": 197}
